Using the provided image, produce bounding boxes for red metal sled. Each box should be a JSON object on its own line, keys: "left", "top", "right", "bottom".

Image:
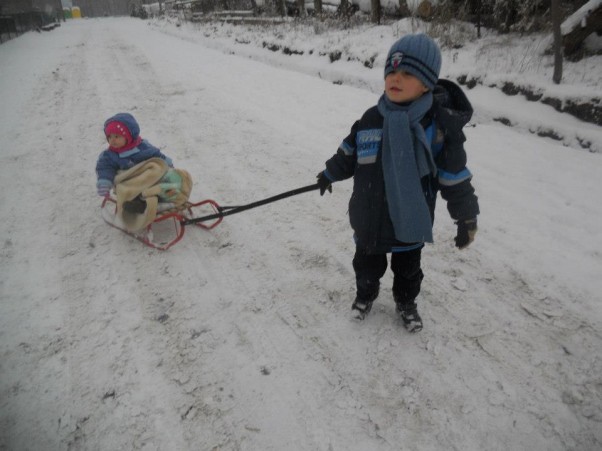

{"left": 100, "top": 196, "right": 223, "bottom": 251}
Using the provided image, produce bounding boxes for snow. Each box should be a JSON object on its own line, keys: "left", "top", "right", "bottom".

{"left": 561, "top": 0, "right": 602, "bottom": 36}
{"left": 1, "top": 16, "right": 601, "bottom": 451}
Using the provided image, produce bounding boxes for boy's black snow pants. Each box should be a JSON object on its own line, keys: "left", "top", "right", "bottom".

{"left": 353, "top": 247, "right": 424, "bottom": 305}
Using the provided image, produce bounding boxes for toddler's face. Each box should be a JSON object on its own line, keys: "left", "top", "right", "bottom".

{"left": 107, "top": 133, "right": 127, "bottom": 149}
{"left": 385, "top": 71, "right": 428, "bottom": 103}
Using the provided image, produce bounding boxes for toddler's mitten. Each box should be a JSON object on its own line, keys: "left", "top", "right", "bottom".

{"left": 316, "top": 171, "right": 332, "bottom": 196}
{"left": 455, "top": 218, "right": 478, "bottom": 249}
{"left": 96, "top": 179, "right": 113, "bottom": 197}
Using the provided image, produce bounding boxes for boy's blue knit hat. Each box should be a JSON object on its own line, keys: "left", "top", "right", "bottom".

{"left": 384, "top": 33, "right": 441, "bottom": 90}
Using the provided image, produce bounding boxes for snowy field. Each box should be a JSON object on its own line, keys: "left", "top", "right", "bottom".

{"left": 1, "top": 17, "right": 601, "bottom": 451}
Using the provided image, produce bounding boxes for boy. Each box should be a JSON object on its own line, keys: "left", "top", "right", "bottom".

{"left": 316, "top": 33, "right": 479, "bottom": 332}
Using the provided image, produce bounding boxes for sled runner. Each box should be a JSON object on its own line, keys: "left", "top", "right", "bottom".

{"left": 100, "top": 183, "right": 320, "bottom": 250}
{"left": 101, "top": 196, "right": 223, "bottom": 250}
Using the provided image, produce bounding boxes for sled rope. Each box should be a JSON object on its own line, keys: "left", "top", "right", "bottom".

{"left": 181, "top": 183, "right": 320, "bottom": 226}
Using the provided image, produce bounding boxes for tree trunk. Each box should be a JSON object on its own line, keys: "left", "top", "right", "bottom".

{"left": 297, "top": 0, "right": 306, "bottom": 16}
{"left": 371, "top": 0, "right": 381, "bottom": 24}
{"left": 314, "top": 0, "right": 322, "bottom": 15}
{"left": 276, "top": 0, "right": 286, "bottom": 16}
{"left": 338, "top": 0, "right": 350, "bottom": 17}
{"left": 476, "top": 0, "right": 482, "bottom": 38}
{"left": 562, "top": 5, "right": 602, "bottom": 57}
{"left": 398, "top": 0, "right": 411, "bottom": 16}
{"left": 551, "top": 0, "right": 563, "bottom": 84}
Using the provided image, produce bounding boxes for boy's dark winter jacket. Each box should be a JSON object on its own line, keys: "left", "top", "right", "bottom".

{"left": 323, "top": 79, "right": 480, "bottom": 254}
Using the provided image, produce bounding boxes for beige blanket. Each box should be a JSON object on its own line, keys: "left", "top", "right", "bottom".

{"left": 114, "top": 158, "right": 193, "bottom": 232}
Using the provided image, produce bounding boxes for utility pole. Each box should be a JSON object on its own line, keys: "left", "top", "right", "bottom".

{"left": 371, "top": 0, "right": 381, "bottom": 24}
{"left": 56, "top": 0, "right": 65, "bottom": 21}
{"left": 551, "top": 0, "right": 563, "bottom": 84}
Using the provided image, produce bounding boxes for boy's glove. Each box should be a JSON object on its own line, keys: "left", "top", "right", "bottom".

{"left": 455, "top": 218, "right": 478, "bottom": 249}
{"left": 96, "top": 179, "right": 113, "bottom": 197}
{"left": 316, "top": 171, "right": 332, "bottom": 196}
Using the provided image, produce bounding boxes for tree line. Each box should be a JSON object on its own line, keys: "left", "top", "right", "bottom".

{"left": 189, "top": 0, "right": 591, "bottom": 34}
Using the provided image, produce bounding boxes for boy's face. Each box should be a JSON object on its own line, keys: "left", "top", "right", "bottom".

{"left": 107, "top": 133, "right": 127, "bottom": 149}
{"left": 385, "top": 71, "right": 429, "bottom": 103}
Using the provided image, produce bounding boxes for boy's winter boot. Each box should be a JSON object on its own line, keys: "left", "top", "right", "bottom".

{"left": 351, "top": 298, "right": 372, "bottom": 320}
{"left": 351, "top": 290, "right": 379, "bottom": 321}
{"left": 395, "top": 302, "right": 423, "bottom": 332}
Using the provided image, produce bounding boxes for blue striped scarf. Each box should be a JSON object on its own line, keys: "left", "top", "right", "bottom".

{"left": 377, "top": 93, "right": 437, "bottom": 244}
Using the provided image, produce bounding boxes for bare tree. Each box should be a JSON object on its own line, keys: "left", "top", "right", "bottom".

{"left": 371, "top": 0, "right": 381, "bottom": 23}
{"left": 551, "top": 0, "right": 563, "bottom": 83}
{"left": 338, "top": 0, "right": 350, "bottom": 17}
{"left": 276, "top": 0, "right": 286, "bottom": 16}
{"left": 314, "top": 0, "right": 323, "bottom": 15}
{"left": 398, "top": 0, "right": 411, "bottom": 16}
{"left": 475, "top": 0, "right": 482, "bottom": 38}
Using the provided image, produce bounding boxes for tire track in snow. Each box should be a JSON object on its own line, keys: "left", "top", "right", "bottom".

{"left": 39, "top": 26, "right": 193, "bottom": 450}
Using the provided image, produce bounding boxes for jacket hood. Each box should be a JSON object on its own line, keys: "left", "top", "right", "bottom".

{"left": 433, "top": 79, "right": 473, "bottom": 130}
{"left": 104, "top": 113, "right": 140, "bottom": 140}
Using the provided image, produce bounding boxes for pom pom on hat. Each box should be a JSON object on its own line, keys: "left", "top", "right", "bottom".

{"left": 104, "top": 121, "right": 134, "bottom": 145}
{"left": 384, "top": 33, "right": 442, "bottom": 90}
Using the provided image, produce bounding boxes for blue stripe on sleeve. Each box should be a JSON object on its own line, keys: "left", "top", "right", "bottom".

{"left": 339, "top": 141, "right": 354, "bottom": 156}
{"left": 438, "top": 168, "right": 472, "bottom": 186}
{"left": 323, "top": 169, "right": 336, "bottom": 182}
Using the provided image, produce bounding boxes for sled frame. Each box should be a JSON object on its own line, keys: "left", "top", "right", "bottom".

{"left": 101, "top": 196, "right": 223, "bottom": 251}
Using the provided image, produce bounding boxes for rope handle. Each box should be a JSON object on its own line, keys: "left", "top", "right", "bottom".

{"left": 181, "top": 183, "right": 320, "bottom": 226}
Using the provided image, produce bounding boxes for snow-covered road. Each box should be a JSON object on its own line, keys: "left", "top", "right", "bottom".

{"left": 1, "top": 18, "right": 601, "bottom": 451}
